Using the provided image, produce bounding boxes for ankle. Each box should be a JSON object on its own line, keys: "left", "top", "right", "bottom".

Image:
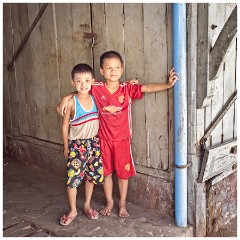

{"left": 83, "top": 203, "right": 91, "bottom": 210}
{"left": 119, "top": 200, "right": 126, "bottom": 206}
{"left": 107, "top": 199, "right": 114, "bottom": 204}
{"left": 69, "top": 209, "right": 77, "bottom": 215}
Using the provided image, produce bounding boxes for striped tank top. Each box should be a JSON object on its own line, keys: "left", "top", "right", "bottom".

{"left": 69, "top": 95, "right": 99, "bottom": 140}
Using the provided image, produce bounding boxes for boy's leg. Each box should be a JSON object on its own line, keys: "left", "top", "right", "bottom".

{"left": 114, "top": 139, "right": 136, "bottom": 217}
{"left": 66, "top": 187, "right": 78, "bottom": 217}
{"left": 83, "top": 181, "right": 94, "bottom": 211}
{"left": 60, "top": 138, "right": 84, "bottom": 224}
{"left": 99, "top": 139, "right": 114, "bottom": 216}
{"left": 118, "top": 178, "right": 129, "bottom": 217}
{"left": 60, "top": 187, "right": 78, "bottom": 225}
{"left": 100, "top": 174, "right": 114, "bottom": 216}
{"left": 83, "top": 136, "right": 103, "bottom": 219}
{"left": 82, "top": 181, "right": 99, "bottom": 219}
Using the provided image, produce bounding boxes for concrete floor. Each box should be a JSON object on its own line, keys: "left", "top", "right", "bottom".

{"left": 3, "top": 158, "right": 237, "bottom": 237}
{"left": 3, "top": 158, "right": 194, "bottom": 237}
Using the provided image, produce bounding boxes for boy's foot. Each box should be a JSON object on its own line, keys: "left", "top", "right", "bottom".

{"left": 119, "top": 202, "right": 129, "bottom": 218}
{"left": 59, "top": 212, "right": 77, "bottom": 226}
{"left": 83, "top": 208, "right": 99, "bottom": 220}
{"left": 100, "top": 200, "right": 114, "bottom": 216}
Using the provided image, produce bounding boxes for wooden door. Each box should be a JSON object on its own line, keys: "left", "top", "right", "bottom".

{"left": 91, "top": 3, "right": 173, "bottom": 179}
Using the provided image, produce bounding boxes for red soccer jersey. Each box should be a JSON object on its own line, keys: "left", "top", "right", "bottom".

{"left": 90, "top": 81, "right": 143, "bottom": 141}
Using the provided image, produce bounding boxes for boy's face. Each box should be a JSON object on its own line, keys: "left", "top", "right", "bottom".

{"left": 71, "top": 72, "right": 94, "bottom": 94}
{"left": 100, "top": 57, "right": 123, "bottom": 83}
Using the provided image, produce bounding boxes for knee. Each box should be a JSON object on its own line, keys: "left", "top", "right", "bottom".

{"left": 105, "top": 173, "right": 112, "bottom": 178}
{"left": 104, "top": 174, "right": 113, "bottom": 182}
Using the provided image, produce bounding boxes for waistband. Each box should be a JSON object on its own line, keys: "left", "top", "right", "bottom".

{"left": 69, "top": 135, "right": 99, "bottom": 142}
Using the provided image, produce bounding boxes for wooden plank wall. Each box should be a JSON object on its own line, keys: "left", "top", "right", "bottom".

{"left": 194, "top": 3, "right": 237, "bottom": 236}
{"left": 3, "top": 4, "right": 14, "bottom": 136}
{"left": 203, "top": 3, "right": 237, "bottom": 147}
{"left": 3, "top": 3, "right": 173, "bottom": 179}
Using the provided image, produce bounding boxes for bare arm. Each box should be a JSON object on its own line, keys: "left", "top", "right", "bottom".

{"left": 62, "top": 99, "right": 74, "bottom": 159}
{"left": 141, "top": 68, "right": 178, "bottom": 93}
{"left": 57, "top": 91, "right": 77, "bottom": 116}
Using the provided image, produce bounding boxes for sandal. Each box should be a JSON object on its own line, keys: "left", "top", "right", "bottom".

{"left": 59, "top": 213, "right": 77, "bottom": 226}
{"left": 83, "top": 209, "right": 99, "bottom": 220}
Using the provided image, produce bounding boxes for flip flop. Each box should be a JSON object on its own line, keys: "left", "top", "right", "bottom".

{"left": 59, "top": 213, "right": 77, "bottom": 226}
{"left": 83, "top": 209, "right": 99, "bottom": 220}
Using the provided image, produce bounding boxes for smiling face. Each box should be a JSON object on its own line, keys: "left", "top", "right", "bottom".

{"left": 100, "top": 57, "right": 124, "bottom": 83}
{"left": 71, "top": 72, "right": 94, "bottom": 94}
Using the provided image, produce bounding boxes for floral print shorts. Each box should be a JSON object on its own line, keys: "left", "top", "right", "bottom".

{"left": 66, "top": 136, "right": 104, "bottom": 188}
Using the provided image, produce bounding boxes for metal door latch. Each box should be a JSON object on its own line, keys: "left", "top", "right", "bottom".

{"left": 83, "top": 32, "right": 97, "bottom": 48}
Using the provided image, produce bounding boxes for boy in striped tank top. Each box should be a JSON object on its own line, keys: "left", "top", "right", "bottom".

{"left": 59, "top": 64, "right": 103, "bottom": 225}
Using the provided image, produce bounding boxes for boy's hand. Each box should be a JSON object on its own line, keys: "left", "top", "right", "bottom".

{"left": 127, "top": 79, "right": 139, "bottom": 85}
{"left": 168, "top": 68, "right": 179, "bottom": 88}
{"left": 57, "top": 97, "right": 69, "bottom": 116}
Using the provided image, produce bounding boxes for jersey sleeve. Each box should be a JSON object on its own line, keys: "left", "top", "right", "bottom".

{"left": 127, "top": 83, "right": 144, "bottom": 100}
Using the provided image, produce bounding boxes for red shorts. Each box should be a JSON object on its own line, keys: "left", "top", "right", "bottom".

{"left": 100, "top": 139, "right": 136, "bottom": 179}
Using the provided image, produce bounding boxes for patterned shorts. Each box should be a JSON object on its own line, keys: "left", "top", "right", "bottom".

{"left": 66, "top": 136, "right": 104, "bottom": 188}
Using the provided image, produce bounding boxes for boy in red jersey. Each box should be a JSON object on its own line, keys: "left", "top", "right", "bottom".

{"left": 57, "top": 51, "right": 178, "bottom": 218}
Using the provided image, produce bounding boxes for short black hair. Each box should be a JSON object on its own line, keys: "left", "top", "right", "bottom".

{"left": 100, "top": 51, "right": 123, "bottom": 68}
{"left": 71, "top": 63, "right": 94, "bottom": 79}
